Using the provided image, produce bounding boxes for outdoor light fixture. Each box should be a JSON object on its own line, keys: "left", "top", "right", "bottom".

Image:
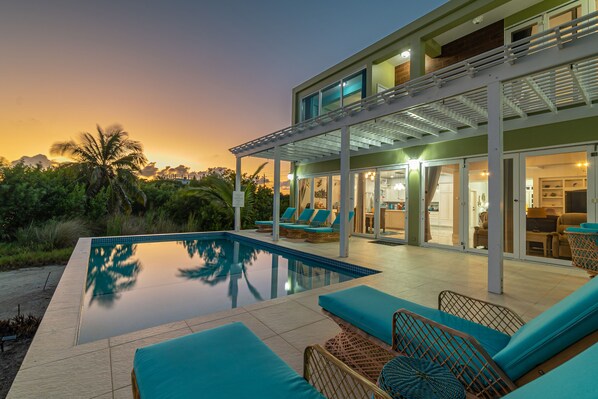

{"left": 284, "top": 281, "right": 291, "bottom": 291}
{"left": 408, "top": 159, "right": 420, "bottom": 170}
{"left": 287, "top": 173, "right": 294, "bottom": 180}
{"left": 400, "top": 49, "right": 411, "bottom": 58}
{"left": 472, "top": 15, "right": 484, "bottom": 25}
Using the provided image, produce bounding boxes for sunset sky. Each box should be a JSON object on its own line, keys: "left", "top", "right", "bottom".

{"left": 1, "top": 0, "right": 445, "bottom": 179}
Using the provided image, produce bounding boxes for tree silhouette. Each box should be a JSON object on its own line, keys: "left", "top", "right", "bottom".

{"left": 177, "top": 239, "right": 263, "bottom": 308}
{"left": 85, "top": 244, "right": 142, "bottom": 308}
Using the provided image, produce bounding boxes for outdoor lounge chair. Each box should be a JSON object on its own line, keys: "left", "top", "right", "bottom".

{"left": 566, "top": 224, "right": 598, "bottom": 276}
{"left": 319, "top": 278, "right": 598, "bottom": 398}
{"left": 284, "top": 210, "right": 331, "bottom": 239}
{"left": 305, "top": 211, "right": 355, "bottom": 243}
{"left": 279, "top": 208, "right": 316, "bottom": 237}
{"left": 499, "top": 342, "right": 597, "bottom": 399}
{"left": 131, "top": 322, "right": 391, "bottom": 399}
{"left": 255, "top": 207, "right": 296, "bottom": 232}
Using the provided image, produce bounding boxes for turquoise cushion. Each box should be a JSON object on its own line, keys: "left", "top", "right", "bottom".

{"left": 319, "top": 286, "right": 510, "bottom": 357}
{"left": 305, "top": 227, "right": 334, "bottom": 233}
{"left": 255, "top": 221, "right": 274, "bottom": 225}
{"left": 502, "top": 344, "right": 598, "bottom": 399}
{"left": 566, "top": 227, "right": 598, "bottom": 233}
{"left": 133, "top": 322, "right": 324, "bottom": 399}
{"left": 580, "top": 223, "right": 598, "bottom": 229}
{"left": 285, "top": 224, "right": 311, "bottom": 230}
{"left": 493, "top": 277, "right": 598, "bottom": 380}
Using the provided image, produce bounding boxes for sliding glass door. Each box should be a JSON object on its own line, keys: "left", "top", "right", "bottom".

{"left": 466, "top": 157, "right": 517, "bottom": 256}
{"left": 353, "top": 170, "right": 376, "bottom": 237}
{"left": 377, "top": 166, "right": 408, "bottom": 242}
{"left": 422, "top": 161, "right": 463, "bottom": 248}
{"left": 520, "top": 147, "right": 591, "bottom": 264}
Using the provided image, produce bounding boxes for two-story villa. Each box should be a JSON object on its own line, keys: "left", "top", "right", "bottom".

{"left": 230, "top": 0, "right": 598, "bottom": 293}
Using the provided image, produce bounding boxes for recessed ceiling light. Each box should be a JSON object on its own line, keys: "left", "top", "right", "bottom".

{"left": 472, "top": 15, "right": 484, "bottom": 25}
{"left": 400, "top": 49, "right": 411, "bottom": 58}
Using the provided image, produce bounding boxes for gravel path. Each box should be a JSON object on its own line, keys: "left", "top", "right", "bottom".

{"left": 0, "top": 265, "right": 65, "bottom": 398}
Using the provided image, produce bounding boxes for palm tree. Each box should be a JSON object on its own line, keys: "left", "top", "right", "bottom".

{"left": 185, "top": 162, "right": 267, "bottom": 228}
{"left": 50, "top": 124, "right": 147, "bottom": 213}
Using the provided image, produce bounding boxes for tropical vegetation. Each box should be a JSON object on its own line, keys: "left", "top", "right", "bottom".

{"left": 0, "top": 125, "right": 288, "bottom": 270}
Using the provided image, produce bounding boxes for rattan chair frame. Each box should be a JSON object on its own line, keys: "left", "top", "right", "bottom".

{"left": 438, "top": 291, "right": 526, "bottom": 336}
{"left": 392, "top": 309, "right": 517, "bottom": 398}
{"left": 566, "top": 231, "right": 598, "bottom": 276}
{"left": 304, "top": 344, "right": 392, "bottom": 399}
{"left": 131, "top": 344, "right": 392, "bottom": 399}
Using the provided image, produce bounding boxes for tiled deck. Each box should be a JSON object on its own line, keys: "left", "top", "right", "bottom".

{"left": 7, "top": 232, "right": 589, "bottom": 398}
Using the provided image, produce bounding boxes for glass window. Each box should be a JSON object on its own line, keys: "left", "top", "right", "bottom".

{"left": 424, "top": 163, "right": 461, "bottom": 247}
{"left": 467, "top": 159, "right": 514, "bottom": 253}
{"left": 342, "top": 70, "right": 366, "bottom": 107}
{"left": 298, "top": 178, "right": 311, "bottom": 214}
{"left": 353, "top": 170, "right": 376, "bottom": 235}
{"left": 549, "top": 6, "right": 581, "bottom": 28}
{"left": 511, "top": 23, "right": 540, "bottom": 42}
{"left": 313, "top": 177, "right": 328, "bottom": 211}
{"left": 524, "top": 151, "right": 587, "bottom": 260}
{"left": 321, "top": 82, "right": 341, "bottom": 113}
{"left": 301, "top": 93, "right": 319, "bottom": 122}
{"left": 379, "top": 169, "right": 407, "bottom": 240}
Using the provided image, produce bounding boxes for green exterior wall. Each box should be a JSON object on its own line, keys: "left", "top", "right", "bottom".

{"left": 505, "top": 0, "right": 572, "bottom": 28}
{"left": 296, "top": 116, "right": 598, "bottom": 245}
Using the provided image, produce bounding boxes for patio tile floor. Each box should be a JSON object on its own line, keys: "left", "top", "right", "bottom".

{"left": 6, "top": 232, "right": 589, "bottom": 398}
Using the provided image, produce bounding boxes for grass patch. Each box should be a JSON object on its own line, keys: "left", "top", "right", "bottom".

{"left": 0, "top": 246, "right": 73, "bottom": 272}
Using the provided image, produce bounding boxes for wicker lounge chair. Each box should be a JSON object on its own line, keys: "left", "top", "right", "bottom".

{"left": 499, "top": 343, "right": 597, "bottom": 399}
{"left": 566, "top": 224, "right": 598, "bottom": 276}
{"left": 319, "top": 279, "right": 598, "bottom": 398}
{"left": 131, "top": 322, "right": 390, "bottom": 399}
{"left": 255, "top": 207, "right": 296, "bottom": 232}
{"left": 284, "top": 210, "right": 331, "bottom": 239}
{"left": 305, "top": 211, "right": 355, "bottom": 243}
{"left": 279, "top": 208, "right": 316, "bottom": 237}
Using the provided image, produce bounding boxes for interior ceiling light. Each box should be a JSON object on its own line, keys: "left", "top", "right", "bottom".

{"left": 400, "top": 49, "right": 411, "bottom": 58}
{"left": 472, "top": 15, "right": 484, "bottom": 25}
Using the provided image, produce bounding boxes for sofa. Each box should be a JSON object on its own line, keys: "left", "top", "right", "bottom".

{"left": 473, "top": 211, "right": 488, "bottom": 249}
{"left": 552, "top": 213, "right": 587, "bottom": 259}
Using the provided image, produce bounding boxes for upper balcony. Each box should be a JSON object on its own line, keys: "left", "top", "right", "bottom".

{"left": 231, "top": 11, "right": 598, "bottom": 162}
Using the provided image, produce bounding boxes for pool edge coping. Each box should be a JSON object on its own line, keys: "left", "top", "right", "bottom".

{"left": 9, "top": 230, "right": 381, "bottom": 397}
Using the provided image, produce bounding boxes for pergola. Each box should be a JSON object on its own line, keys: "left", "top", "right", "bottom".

{"left": 230, "top": 13, "right": 598, "bottom": 294}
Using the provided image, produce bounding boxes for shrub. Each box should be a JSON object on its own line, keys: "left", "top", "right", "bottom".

{"left": 0, "top": 314, "right": 41, "bottom": 338}
{"left": 15, "top": 219, "right": 91, "bottom": 250}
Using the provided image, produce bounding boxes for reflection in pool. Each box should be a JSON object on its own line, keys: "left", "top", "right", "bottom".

{"left": 78, "top": 237, "right": 362, "bottom": 343}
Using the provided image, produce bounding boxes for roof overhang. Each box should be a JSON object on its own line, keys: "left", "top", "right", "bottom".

{"left": 230, "top": 12, "right": 598, "bottom": 163}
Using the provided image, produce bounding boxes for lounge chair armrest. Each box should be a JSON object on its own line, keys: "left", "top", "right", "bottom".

{"left": 438, "top": 290, "right": 525, "bottom": 335}
{"left": 304, "top": 344, "right": 392, "bottom": 399}
{"left": 392, "top": 309, "right": 516, "bottom": 398}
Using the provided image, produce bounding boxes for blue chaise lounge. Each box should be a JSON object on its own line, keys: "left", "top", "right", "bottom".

{"left": 284, "top": 210, "right": 331, "bottom": 239}
{"left": 305, "top": 211, "right": 355, "bottom": 243}
{"left": 255, "top": 207, "right": 296, "bottom": 232}
{"left": 319, "top": 277, "right": 598, "bottom": 398}
{"left": 500, "top": 343, "right": 597, "bottom": 398}
{"left": 131, "top": 322, "right": 390, "bottom": 399}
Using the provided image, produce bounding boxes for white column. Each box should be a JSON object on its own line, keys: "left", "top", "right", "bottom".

{"left": 487, "top": 81, "right": 504, "bottom": 294}
{"left": 234, "top": 156, "right": 242, "bottom": 232}
{"left": 340, "top": 125, "right": 351, "bottom": 257}
{"left": 273, "top": 147, "right": 281, "bottom": 241}
{"left": 291, "top": 162, "right": 298, "bottom": 220}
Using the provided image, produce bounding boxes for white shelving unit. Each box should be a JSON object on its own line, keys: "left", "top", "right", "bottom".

{"left": 539, "top": 177, "right": 587, "bottom": 215}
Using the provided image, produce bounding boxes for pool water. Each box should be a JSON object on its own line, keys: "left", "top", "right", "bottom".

{"left": 78, "top": 235, "right": 367, "bottom": 343}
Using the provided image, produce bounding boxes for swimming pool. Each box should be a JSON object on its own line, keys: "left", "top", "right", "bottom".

{"left": 78, "top": 233, "right": 376, "bottom": 343}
